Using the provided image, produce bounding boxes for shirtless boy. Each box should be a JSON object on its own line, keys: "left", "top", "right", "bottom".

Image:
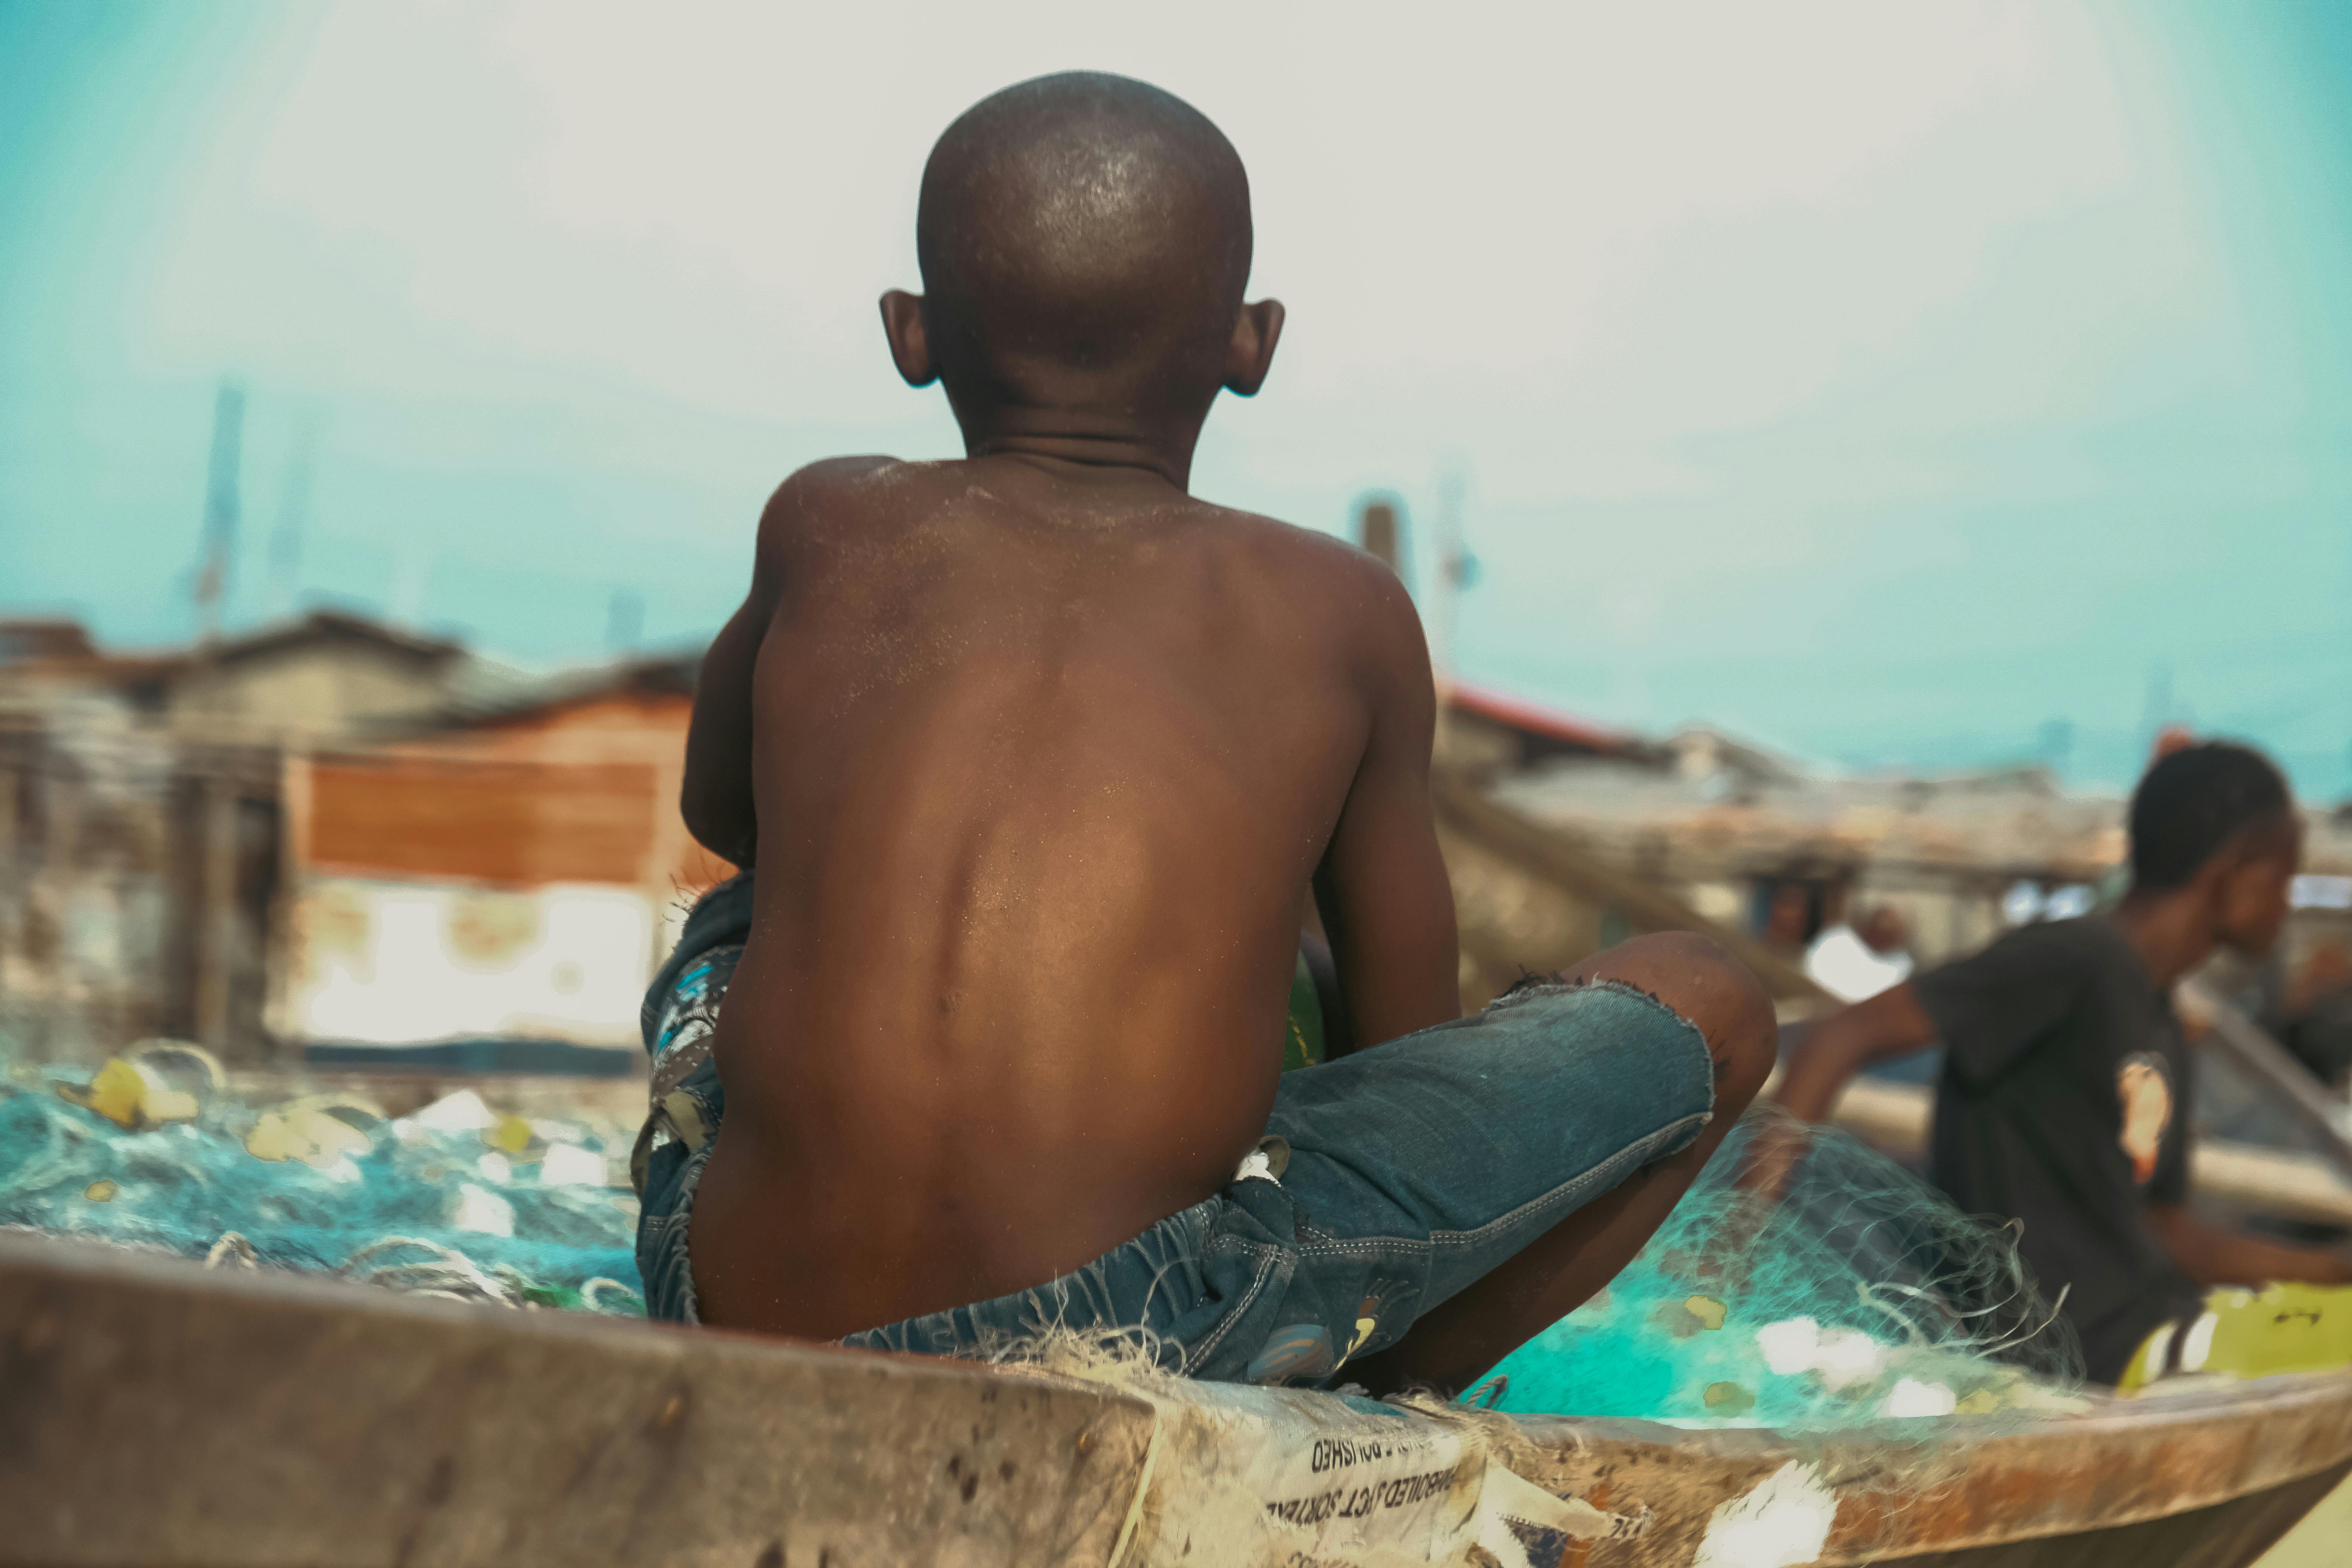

{"left": 634, "top": 71, "right": 1775, "bottom": 1395}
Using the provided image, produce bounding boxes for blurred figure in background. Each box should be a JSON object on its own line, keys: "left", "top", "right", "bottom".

{"left": 2275, "top": 942, "right": 2352, "bottom": 1089}
{"left": 1775, "top": 741, "right": 2352, "bottom": 1386}
{"left": 1761, "top": 883, "right": 1815, "bottom": 960}
{"left": 2186, "top": 918, "right": 2352, "bottom": 1090}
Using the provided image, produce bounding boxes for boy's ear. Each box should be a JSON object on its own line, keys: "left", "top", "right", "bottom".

{"left": 1222, "top": 299, "right": 1286, "bottom": 397}
{"left": 879, "top": 290, "right": 938, "bottom": 387}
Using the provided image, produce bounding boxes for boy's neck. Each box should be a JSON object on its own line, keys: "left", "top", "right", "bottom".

{"left": 2110, "top": 887, "right": 2217, "bottom": 991}
{"left": 955, "top": 400, "right": 1206, "bottom": 492}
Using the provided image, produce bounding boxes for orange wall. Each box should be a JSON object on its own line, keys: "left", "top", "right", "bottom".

{"left": 300, "top": 691, "right": 733, "bottom": 893}
{"left": 308, "top": 755, "right": 657, "bottom": 886}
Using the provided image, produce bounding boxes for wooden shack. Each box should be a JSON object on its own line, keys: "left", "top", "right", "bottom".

{"left": 277, "top": 652, "right": 731, "bottom": 1058}
{"left": 0, "top": 616, "right": 719, "bottom": 1067}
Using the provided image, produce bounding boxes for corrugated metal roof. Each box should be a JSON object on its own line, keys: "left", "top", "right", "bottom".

{"left": 1446, "top": 681, "right": 1630, "bottom": 753}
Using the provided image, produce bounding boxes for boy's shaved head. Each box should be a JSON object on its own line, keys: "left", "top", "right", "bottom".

{"left": 915, "top": 73, "right": 1253, "bottom": 403}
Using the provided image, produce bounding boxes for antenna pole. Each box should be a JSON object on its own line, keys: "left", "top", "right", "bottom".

{"left": 267, "top": 406, "right": 317, "bottom": 617}
{"left": 194, "top": 381, "right": 247, "bottom": 643}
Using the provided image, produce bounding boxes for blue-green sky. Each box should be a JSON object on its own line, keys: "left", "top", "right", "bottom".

{"left": 4, "top": 2, "right": 2348, "bottom": 796}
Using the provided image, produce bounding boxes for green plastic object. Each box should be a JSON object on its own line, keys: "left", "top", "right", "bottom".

{"left": 1283, "top": 951, "right": 1325, "bottom": 1072}
{"left": 2119, "top": 1280, "right": 2352, "bottom": 1390}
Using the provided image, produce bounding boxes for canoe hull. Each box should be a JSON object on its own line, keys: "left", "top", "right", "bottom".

{"left": 1, "top": 1236, "right": 2347, "bottom": 1568}
{"left": 1868, "top": 1463, "right": 2346, "bottom": 1568}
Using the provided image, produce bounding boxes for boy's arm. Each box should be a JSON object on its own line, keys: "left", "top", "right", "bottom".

{"left": 1311, "top": 574, "right": 1460, "bottom": 1054}
{"left": 681, "top": 485, "right": 791, "bottom": 865}
{"left": 1773, "top": 982, "right": 1942, "bottom": 1121}
{"left": 2147, "top": 1203, "right": 2352, "bottom": 1286}
{"left": 1781, "top": 924, "right": 2090, "bottom": 1121}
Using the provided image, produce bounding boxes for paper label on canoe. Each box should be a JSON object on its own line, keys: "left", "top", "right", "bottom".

{"left": 1205, "top": 1389, "right": 1645, "bottom": 1567}
{"left": 1244, "top": 1415, "right": 1482, "bottom": 1560}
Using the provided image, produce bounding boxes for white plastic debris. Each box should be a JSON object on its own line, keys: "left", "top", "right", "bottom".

{"left": 476, "top": 1152, "right": 513, "bottom": 1184}
{"left": 1756, "top": 1317, "right": 1819, "bottom": 1377}
{"left": 540, "top": 1143, "right": 606, "bottom": 1188}
{"left": 1692, "top": 1459, "right": 1838, "bottom": 1568}
{"left": 452, "top": 1182, "right": 514, "bottom": 1237}
{"left": 1882, "top": 1378, "right": 1957, "bottom": 1418}
{"left": 2180, "top": 1311, "right": 2219, "bottom": 1372}
{"left": 410, "top": 1090, "right": 494, "bottom": 1133}
{"left": 1812, "top": 1327, "right": 1888, "bottom": 1391}
{"left": 1753, "top": 1316, "right": 1888, "bottom": 1392}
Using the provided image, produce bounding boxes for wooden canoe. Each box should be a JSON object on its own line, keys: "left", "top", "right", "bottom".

{"left": 2, "top": 1234, "right": 2347, "bottom": 1568}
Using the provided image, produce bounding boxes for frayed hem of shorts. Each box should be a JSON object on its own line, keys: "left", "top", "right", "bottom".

{"left": 1483, "top": 974, "right": 1717, "bottom": 1123}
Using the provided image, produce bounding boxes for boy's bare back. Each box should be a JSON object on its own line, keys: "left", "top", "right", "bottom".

{"left": 679, "top": 80, "right": 1458, "bottom": 1339}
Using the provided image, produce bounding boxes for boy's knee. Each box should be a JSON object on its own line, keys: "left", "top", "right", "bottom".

{"left": 1582, "top": 931, "right": 1775, "bottom": 1095}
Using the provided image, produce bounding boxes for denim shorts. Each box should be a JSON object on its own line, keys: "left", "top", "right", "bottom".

{"left": 635, "top": 877, "right": 1716, "bottom": 1386}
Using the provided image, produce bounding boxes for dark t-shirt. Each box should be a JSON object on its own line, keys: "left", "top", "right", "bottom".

{"left": 1914, "top": 916, "right": 2202, "bottom": 1382}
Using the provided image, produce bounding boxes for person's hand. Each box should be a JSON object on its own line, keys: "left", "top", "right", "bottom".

{"left": 2285, "top": 944, "right": 2352, "bottom": 1018}
{"left": 1735, "top": 1114, "right": 1815, "bottom": 1208}
{"left": 1656, "top": 1115, "right": 1815, "bottom": 1299}
{"left": 2174, "top": 986, "right": 2214, "bottom": 1043}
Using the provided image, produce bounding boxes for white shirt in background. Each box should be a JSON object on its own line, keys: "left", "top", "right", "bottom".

{"left": 1805, "top": 923, "right": 1916, "bottom": 1004}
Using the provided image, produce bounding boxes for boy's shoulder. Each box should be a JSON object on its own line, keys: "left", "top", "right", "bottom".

{"left": 756, "top": 455, "right": 924, "bottom": 535}
{"left": 1160, "top": 499, "right": 1432, "bottom": 672}
{"left": 756, "top": 459, "right": 1419, "bottom": 635}
{"left": 744, "top": 457, "right": 971, "bottom": 576}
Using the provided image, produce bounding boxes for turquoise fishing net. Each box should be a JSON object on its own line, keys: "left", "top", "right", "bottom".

{"left": 1464, "top": 1110, "right": 2084, "bottom": 1426}
{"left": 0, "top": 1048, "right": 644, "bottom": 1314}
{"left": 0, "top": 1040, "right": 2085, "bottom": 1435}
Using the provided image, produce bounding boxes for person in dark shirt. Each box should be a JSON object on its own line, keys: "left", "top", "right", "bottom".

{"left": 1776, "top": 741, "right": 2352, "bottom": 1383}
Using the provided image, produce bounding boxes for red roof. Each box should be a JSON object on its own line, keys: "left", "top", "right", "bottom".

{"left": 1446, "top": 681, "right": 1628, "bottom": 754}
